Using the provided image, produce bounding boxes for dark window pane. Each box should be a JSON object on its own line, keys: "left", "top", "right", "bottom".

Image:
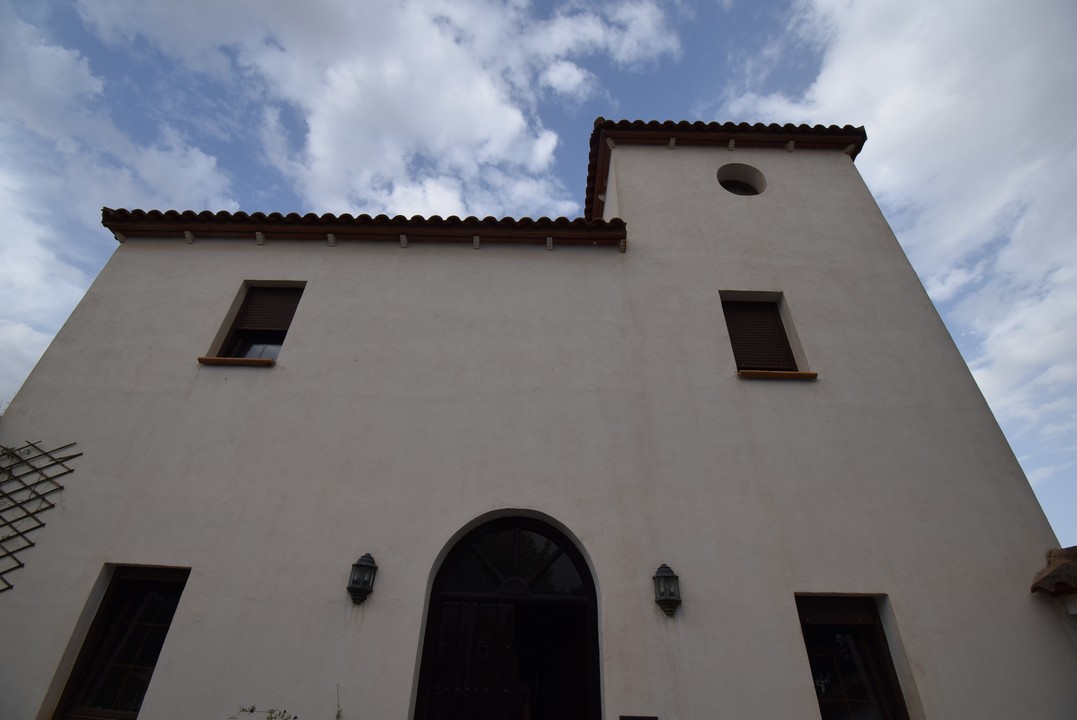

{"left": 516, "top": 530, "right": 557, "bottom": 579}
{"left": 61, "top": 568, "right": 189, "bottom": 719}
{"left": 807, "top": 654, "right": 841, "bottom": 699}
{"left": 444, "top": 548, "right": 501, "bottom": 594}
{"left": 849, "top": 703, "right": 885, "bottom": 720}
{"left": 83, "top": 665, "right": 127, "bottom": 709}
{"left": 819, "top": 703, "right": 853, "bottom": 720}
{"left": 796, "top": 596, "right": 909, "bottom": 720}
{"left": 834, "top": 634, "right": 872, "bottom": 700}
{"left": 139, "top": 590, "right": 171, "bottom": 623}
{"left": 452, "top": 527, "right": 584, "bottom": 598}
{"left": 119, "top": 594, "right": 147, "bottom": 622}
{"left": 115, "top": 667, "right": 153, "bottom": 712}
{"left": 150, "top": 590, "right": 181, "bottom": 625}
{"left": 136, "top": 625, "right": 169, "bottom": 666}
{"left": 475, "top": 529, "right": 519, "bottom": 578}
{"left": 110, "top": 622, "right": 147, "bottom": 665}
{"left": 531, "top": 552, "right": 584, "bottom": 596}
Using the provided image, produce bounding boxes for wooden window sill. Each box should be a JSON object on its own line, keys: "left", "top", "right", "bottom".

{"left": 737, "top": 370, "right": 817, "bottom": 380}
{"left": 197, "top": 356, "right": 276, "bottom": 367}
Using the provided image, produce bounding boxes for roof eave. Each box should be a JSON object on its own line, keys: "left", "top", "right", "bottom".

{"left": 102, "top": 208, "right": 628, "bottom": 249}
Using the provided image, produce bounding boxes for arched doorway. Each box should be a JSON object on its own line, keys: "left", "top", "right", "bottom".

{"left": 415, "top": 516, "right": 600, "bottom": 720}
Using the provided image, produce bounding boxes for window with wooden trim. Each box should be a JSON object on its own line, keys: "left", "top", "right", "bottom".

{"left": 55, "top": 567, "right": 189, "bottom": 720}
{"left": 721, "top": 299, "right": 798, "bottom": 371}
{"left": 199, "top": 284, "right": 305, "bottom": 366}
{"left": 220, "top": 285, "right": 303, "bottom": 360}
{"left": 795, "top": 596, "right": 910, "bottom": 720}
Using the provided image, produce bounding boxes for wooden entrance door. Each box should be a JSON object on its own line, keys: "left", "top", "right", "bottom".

{"left": 416, "top": 518, "right": 599, "bottom": 720}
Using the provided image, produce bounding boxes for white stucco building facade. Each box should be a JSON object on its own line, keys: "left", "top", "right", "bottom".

{"left": 2, "top": 119, "right": 1075, "bottom": 720}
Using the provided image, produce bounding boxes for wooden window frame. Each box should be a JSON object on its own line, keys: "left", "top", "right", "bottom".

{"left": 53, "top": 566, "right": 190, "bottom": 720}
{"left": 198, "top": 284, "right": 304, "bottom": 367}
{"left": 795, "top": 595, "right": 910, "bottom": 720}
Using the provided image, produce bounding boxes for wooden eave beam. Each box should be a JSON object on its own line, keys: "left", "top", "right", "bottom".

{"left": 600, "top": 128, "right": 865, "bottom": 150}
{"left": 104, "top": 221, "right": 627, "bottom": 247}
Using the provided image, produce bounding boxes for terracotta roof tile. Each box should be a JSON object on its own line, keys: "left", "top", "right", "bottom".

{"left": 102, "top": 208, "right": 628, "bottom": 250}
{"left": 1031, "top": 546, "right": 1077, "bottom": 596}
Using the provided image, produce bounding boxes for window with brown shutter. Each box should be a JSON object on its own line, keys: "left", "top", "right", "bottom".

{"left": 199, "top": 285, "right": 305, "bottom": 366}
{"left": 220, "top": 286, "right": 303, "bottom": 360}
{"left": 721, "top": 299, "right": 798, "bottom": 371}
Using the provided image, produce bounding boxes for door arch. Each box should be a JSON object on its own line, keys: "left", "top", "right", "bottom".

{"left": 415, "top": 516, "right": 600, "bottom": 720}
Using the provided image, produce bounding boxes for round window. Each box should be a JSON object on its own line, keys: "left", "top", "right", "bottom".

{"left": 717, "top": 163, "right": 766, "bottom": 195}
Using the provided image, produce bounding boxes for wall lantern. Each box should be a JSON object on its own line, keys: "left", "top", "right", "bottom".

{"left": 653, "top": 564, "right": 681, "bottom": 616}
{"left": 347, "top": 553, "right": 378, "bottom": 604}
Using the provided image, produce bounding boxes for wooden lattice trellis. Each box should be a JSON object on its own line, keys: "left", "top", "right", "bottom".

{"left": 0, "top": 441, "right": 81, "bottom": 592}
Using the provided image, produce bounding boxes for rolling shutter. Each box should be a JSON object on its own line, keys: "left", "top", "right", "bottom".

{"left": 721, "top": 300, "right": 797, "bottom": 371}
{"left": 233, "top": 287, "right": 303, "bottom": 331}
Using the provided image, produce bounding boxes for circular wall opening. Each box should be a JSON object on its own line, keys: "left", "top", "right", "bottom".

{"left": 717, "top": 163, "right": 766, "bottom": 195}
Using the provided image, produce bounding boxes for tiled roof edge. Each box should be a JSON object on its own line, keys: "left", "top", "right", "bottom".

{"left": 1031, "top": 545, "right": 1077, "bottom": 596}
{"left": 591, "top": 118, "right": 866, "bottom": 136}
{"left": 102, "top": 207, "right": 628, "bottom": 227}
{"left": 101, "top": 208, "right": 628, "bottom": 249}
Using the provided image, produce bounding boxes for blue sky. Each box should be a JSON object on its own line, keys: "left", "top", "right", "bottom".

{"left": 1, "top": 0, "right": 1075, "bottom": 544}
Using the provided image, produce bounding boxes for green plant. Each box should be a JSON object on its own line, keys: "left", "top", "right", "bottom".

{"left": 229, "top": 682, "right": 343, "bottom": 720}
{"left": 229, "top": 706, "right": 297, "bottom": 720}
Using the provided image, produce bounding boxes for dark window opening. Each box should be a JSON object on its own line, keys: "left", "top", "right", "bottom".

{"left": 416, "top": 517, "right": 600, "bottom": 720}
{"left": 220, "top": 286, "right": 304, "bottom": 360}
{"left": 55, "top": 567, "right": 189, "bottom": 720}
{"left": 717, "top": 163, "right": 766, "bottom": 195}
{"left": 719, "top": 179, "right": 759, "bottom": 195}
{"left": 721, "top": 299, "right": 798, "bottom": 371}
{"left": 796, "top": 596, "right": 910, "bottom": 720}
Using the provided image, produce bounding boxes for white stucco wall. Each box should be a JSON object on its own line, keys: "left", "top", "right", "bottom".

{"left": 1, "top": 143, "right": 1075, "bottom": 720}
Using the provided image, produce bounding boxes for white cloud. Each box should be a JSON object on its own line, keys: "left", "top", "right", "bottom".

{"left": 0, "top": 321, "right": 52, "bottom": 412}
{"left": 0, "top": 0, "right": 237, "bottom": 404}
{"left": 0, "top": 153, "right": 90, "bottom": 409}
{"left": 0, "top": 161, "right": 88, "bottom": 324}
{"left": 540, "top": 61, "right": 595, "bottom": 101}
{"left": 0, "top": 5, "right": 103, "bottom": 136}
{"left": 923, "top": 260, "right": 985, "bottom": 304}
{"left": 724, "top": 0, "right": 1077, "bottom": 492}
{"left": 603, "top": 1, "right": 683, "bottom": 66}
{"left": 71, "top": 0, "right": 681, "bottom": 218}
